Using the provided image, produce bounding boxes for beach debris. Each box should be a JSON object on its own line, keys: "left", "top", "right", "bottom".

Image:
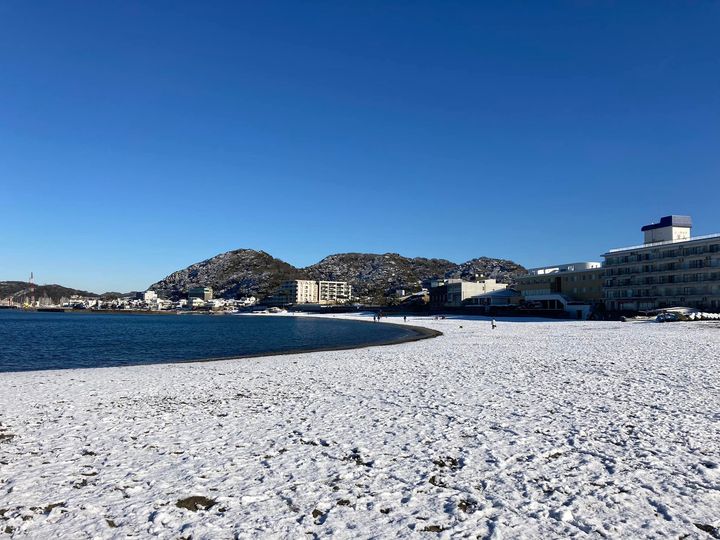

{"left": 432, "top": 456, "right": 461, "bottom": 470}
{"left": 428, "top": 475, "right": 447, "bottom": 488}
{"left": 457, "top": 499, "right": 478, "bottom": 514}
{"left": 0, "top": 433, "right": 15, "bottom": 444}
{"left": 694, "top": 523, "right": 720, "bottom": 538}
{"left": 344, "top": 448, "right": 373, "bottom": 467}
{"left": 422, "top": 524, "right": 447, "bottom": 532}
{"left": 175, "top": 496, "right": 217, "bottom": 512}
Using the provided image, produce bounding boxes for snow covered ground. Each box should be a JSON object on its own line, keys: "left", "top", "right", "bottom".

{"left": 1, "top": 315, "right": 719, "bottom": 539}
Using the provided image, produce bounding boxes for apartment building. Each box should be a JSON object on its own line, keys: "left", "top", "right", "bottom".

{"left": 603, "top": 215, "right": 720, "bottom": 312}
{"left": 277, "top": 280, "right": 352, "bottom": 305}
{"left": 278, "top": 280, "right": 319, "bottom": 304}
{"left": 318, "top": 281, "right": 353, "bottom": 304}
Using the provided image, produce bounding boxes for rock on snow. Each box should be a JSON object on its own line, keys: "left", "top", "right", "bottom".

{"left": 1, "top": 316, "right": 719, "bottom": 538}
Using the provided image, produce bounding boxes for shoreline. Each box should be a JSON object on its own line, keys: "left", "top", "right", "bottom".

{"left": 184, "top": 320, "right": 442, "bottom": 366}
{"left": 0, "top": 314, "right": 442, "bottom": 374}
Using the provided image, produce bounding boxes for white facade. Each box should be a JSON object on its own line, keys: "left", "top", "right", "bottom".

{"left": 278, "top": 280, "right": 352, "bottom": 305}
{"left": 279, "top": 280, "right": 319, "bottom": 304}
{"left": 187, "top": 297, "right": 206, "bottom": 308}
{"left": 642, "top": 215, "right": 692, "bottom": 244}
{"left": 143, "top": 290, "right": 158, "bottom": 302}
{"left": 527, "top": 262, "right": 602, "bottom": 276}
{"left": 318, "top": 281, "right": 353, "bottom": 304}
{"left": 445, "top": 279, "right": 507, "bottom": 307}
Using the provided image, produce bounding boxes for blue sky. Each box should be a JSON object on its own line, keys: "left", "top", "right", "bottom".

{"left": 1, "top": 1, "right": 719, "bottom": 293}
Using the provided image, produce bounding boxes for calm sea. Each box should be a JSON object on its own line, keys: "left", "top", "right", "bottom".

{"left": 0, "top": 311, "right": 418, "bottom": 372}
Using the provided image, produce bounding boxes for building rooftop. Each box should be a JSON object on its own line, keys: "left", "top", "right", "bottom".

{"left": 524, "top": 262, "right": 602, "bottom": 276}
{"left": 640, "top": 215, "right": 692, "bottom": 232}
{"left": 605, "top": 232, "right": 720, "bottom": 254}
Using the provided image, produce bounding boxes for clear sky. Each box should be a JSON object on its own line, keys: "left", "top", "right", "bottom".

{"left": 1, "top": 1, "right": 719, "bottom": 293}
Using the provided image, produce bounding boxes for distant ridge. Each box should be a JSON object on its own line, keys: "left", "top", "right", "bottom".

{"left": 150, "top": 249, "right": 526, "bottom": 301}
{"left": 0, "top": 282, "right": 99, "bottom": 304}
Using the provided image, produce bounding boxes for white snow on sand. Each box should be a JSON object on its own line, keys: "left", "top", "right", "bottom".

{"left": 1, "top": 316, "right": 719, "bottom": 539}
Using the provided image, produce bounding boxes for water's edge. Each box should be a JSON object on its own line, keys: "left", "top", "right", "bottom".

{"left": 180, "top": 319, "right": 443, "bottom": 366}
{"left": 0, "top": 315, "right": 443, "bottom": 373}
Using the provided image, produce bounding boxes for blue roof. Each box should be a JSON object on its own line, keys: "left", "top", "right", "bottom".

{"left": 641, "top": 215, "right": 692, "bottom": 232}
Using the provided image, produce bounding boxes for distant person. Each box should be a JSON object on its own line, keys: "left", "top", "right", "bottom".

{"left": 403, "top": 316, "right": 407, "bottom": 322}
{"left": 491, "top": 319, "right": 497, "bottom": 330}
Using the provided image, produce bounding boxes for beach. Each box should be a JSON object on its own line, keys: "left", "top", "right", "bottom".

{"left": 1, "top": 315, "right": 719, "bottom": 538}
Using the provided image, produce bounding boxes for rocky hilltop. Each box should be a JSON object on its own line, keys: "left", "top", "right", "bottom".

{"left": 0, "top": 282, "right": 99, "bottom": 304}
{"left": 452, "top": 257, "right": 527, "bottom": 282}
{"left": 305, "top": 253, "right": 457, "bottom": 296}
{"left": 149, "top": 249, "right": 304, "bottom": 300}
{"left": 307, "top": 253, "right": 525, "bottom": 298}
{"left": 150, "top": 249, "right": 526, "bottom": 301}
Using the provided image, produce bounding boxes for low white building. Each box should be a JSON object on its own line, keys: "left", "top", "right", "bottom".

{"left": 445, "top": 278, "right": 507, "bottom": 307}
{"left": 187, "top": 297, "right": 206, "bottom": 309}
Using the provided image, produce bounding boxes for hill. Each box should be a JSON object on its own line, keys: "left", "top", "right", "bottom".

{"left": 0, "top": 282, "right": 99, "bottom": 304}
{"left": 150, "top": 249, "right": 527, "bottom": 301}
{"left": 149, "top": 249, "right": 305, "bottom": 300}
{"left": 304, "top": 253, "right": 456, "bottom": 298}
{"left": 306, "top": 253, "right": 525, "bottom": 299}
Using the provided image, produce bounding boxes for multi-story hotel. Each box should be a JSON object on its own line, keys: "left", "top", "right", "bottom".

{"left": 603, "top": 215, "right": 720, "bottom": 312}
{"left": 277, "top": 279, "right": 352, "bottom": 305}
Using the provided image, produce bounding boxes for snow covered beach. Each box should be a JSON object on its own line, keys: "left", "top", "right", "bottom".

{"left": 1, "top": 316, "right": 719, "bottom": 538}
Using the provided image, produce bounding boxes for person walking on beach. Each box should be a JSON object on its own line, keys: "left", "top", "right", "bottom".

{"left": 491, "top": 319, "right": 497, "bottom": 330}
{"left": 403, "top": 316, "right": 407, "bottom": 322}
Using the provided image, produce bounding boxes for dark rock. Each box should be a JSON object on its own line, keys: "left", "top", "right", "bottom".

{"left": 695, "top": 523, "right": 720, "bottom": 538}
{"left": 175, "top": 496, "right": 217, "bottom": 512}
{"left": 422, "top": 524, "right": 447, "bottom": 532}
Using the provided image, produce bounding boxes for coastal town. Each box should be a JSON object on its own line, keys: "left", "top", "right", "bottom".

{"left": 3, "top": 214, "right": 720, "bottom": 320}
{"left": 3, "top": 2, "right": 719, "bottom": 537}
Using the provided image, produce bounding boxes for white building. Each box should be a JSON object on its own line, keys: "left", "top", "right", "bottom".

{"left": 276, "top": 280, "right": 353, "bottom": 305}
{"left": 603, "top": 215, "right": 720, "bottom": 312}
{"left": 278, "top": 280, "right": 319, "bottom": 304}
{"left": 445, "top": 278, "right": 507, "bottom": 307}
{"left": 318, "top": 281, "right": 353, "bottom": 304}
{"left": 187, "top": 297, "right": 206, "bottom": 309}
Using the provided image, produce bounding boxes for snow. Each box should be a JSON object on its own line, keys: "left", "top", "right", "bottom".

{"left": 1, "top": 315, "right": 719, "bottom": 538}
